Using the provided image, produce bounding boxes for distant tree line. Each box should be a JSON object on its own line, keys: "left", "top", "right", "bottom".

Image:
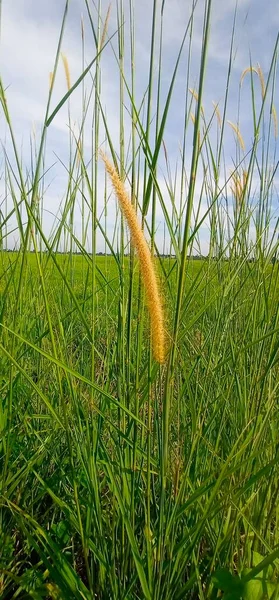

{"left": 1, "top": 248, "right": 279, "bottom": 262}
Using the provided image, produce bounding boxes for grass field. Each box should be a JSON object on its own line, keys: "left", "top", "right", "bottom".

{"left": 1, "top": 251, "right": 279, "bottom": 598}
{"left": 1, "top": 0, "right": 279, "bottom": 598}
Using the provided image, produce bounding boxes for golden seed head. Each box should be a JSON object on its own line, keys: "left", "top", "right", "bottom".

{"left": 61, "top": 53, "right": 71, "bottom": 91}
{"left": 227, "top": 121, "right": 245, "bottom": 152}
{"left": 212, "top": 101, "right": 221, "bottom": 128}
{"left": 240, "top": 66, "right": 258, "bottom": 86}
{"left": 100, "top": 150, "right": 166, "bottom": 364}
{"left": 100, "top": 3, "right": 111, "bottom": 51}
{"left": 189, "top": 88, "right": 204, "bottom": 114}
{"left": 189, "top": 87, "right": 199, "bottom": 102}
{"left": 272, "top": 105, "right": 278, "bottom": 139}
{"left": 230, "top": 168, "right": 248, "bottom": 205}
{"left": 256, "top": 63, "right": 265, "bottom": 99}
{"left": 76, "top": 139, "right": 83, "bottom": 166}
{"left": 240, "top": 64, "right": 265, "bottom": 99}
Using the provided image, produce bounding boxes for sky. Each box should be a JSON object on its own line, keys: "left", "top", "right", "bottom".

{"left": 0, "top": 0, "right": 278, "bottom": 254}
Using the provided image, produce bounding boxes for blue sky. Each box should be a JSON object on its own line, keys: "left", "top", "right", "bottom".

{"left": 0, "top": 0, "right": 278, "bottom": 253}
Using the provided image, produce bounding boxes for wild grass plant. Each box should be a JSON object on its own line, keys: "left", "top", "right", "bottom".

{"left": 0, "top": 0, "right": 279, "bottom": 598}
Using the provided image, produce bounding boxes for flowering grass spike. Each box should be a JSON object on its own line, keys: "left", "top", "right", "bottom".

{"left": 100, "top": 150, "right": 166, "bottom": 364}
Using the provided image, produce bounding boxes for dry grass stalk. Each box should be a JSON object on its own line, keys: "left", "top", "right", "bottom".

{"left": 100, "top": 150, "right": 166, "bottom": 364}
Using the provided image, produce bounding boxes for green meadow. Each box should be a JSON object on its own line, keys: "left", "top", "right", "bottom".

{"left": 1, "top": 1, "right": 279, "bottom": 598}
